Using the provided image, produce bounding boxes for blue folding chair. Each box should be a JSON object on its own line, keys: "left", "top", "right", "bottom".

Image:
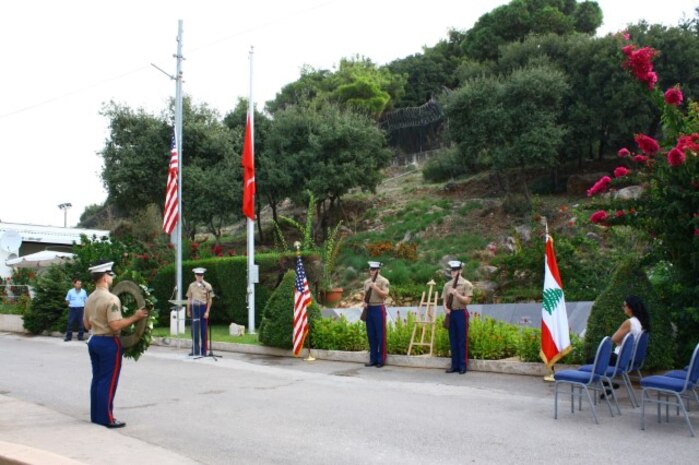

{"left": 640, "top": 342, "right": 699, "bottom": 437}
{"left": 628, "top": 330, "right": 649, "bottom": 383}
{"left": 579, "top": 332, "right": 636, "bottom": 412}
{"left": 663, "top": 365, "right": 699, "bottom": 410}
{"left": 624, "top": 330, "right": 649, "bottom": 407}
{"left": 554, "top": 336, "right": 614, "bottom": 424}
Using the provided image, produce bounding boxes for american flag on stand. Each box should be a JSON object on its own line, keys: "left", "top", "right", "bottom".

{"left": 293, "top": 255, "right": 311, "bottom": 356}
{"left": 162, "top": 132, "right": 179, "bottom": 235}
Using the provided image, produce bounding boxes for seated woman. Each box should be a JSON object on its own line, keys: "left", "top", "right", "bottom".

{"left": 610, "top": 295, "right": 650, "bottom": 365}
{"left": 600, "top": 295, "right": 650, "bottom": 397}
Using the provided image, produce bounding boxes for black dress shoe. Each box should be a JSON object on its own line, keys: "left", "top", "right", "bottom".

{"left": 106, "top": 420, "right": 126, "bottom": 429}
{"left": 375, "top": 363, "right": 384, "bottom": 368}
{"left": 364, "top": 362, "right": 376, "bottom": 367}
{"left": 445, "top": 368, "right": 457, "bottom": 373}
{"left": 459, "top": 370, "right": 466, "bottom": 375}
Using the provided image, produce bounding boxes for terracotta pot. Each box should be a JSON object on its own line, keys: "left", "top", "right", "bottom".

{"left": 323, "top": 288, "right": 343, "bottom": 306}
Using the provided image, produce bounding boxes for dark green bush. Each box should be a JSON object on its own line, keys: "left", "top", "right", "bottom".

{"left": 258, "top": 270, "right": 321, "bottom": 349}
{"left": 584, "top": 259, "right": 674, "bottom": 370}
{"left": 421, "top": 148, "right": 467, "bottom": 182}
{"left": 23, "top": 265, "right": 71, "bottom": 334}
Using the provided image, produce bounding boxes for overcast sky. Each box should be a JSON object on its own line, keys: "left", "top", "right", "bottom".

{"left": 1, "top": 0, "right": 696, "bottom": 228}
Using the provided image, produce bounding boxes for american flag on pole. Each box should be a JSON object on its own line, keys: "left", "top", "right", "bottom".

{"left": 162, "top": 132, "right": 179, "bottom": 234}
{"left": 540, "top": 234, "right": 572, "bottom": 368}
{"left": 293, "top": 255, "right": 311, "bottom": 357}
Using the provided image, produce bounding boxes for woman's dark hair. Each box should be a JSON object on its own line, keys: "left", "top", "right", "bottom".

{"left": 625, "top": 295, "right": 650, "bottom": 332}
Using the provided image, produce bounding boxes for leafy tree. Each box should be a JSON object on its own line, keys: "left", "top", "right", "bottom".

{"left": 100, "top": 102, "right": 171, "bottom": 212}
{"left": 264, "top": 103, "right": 391, "bottom": 229}
{"left": 461, "top": 0, "right": 602, "bottom": 62}
{"left": 444, "top": 63, "right": 569, "bottom": 203}
{"left": 267, "top": 57, "right": 406, "bottom": 118}
{"left": 387, "top": 29, "right": 466, "bottom": 107}
{"left": 99, "top": 97, "right": 241, "bottom": 237}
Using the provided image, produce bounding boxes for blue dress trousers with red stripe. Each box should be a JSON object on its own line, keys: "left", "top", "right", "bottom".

{"left": 88, "top": 335, "right": 123, "bottom": 426}
{"left": 366, "top": 304, "right": 387, "bottom": 365}
{"left": 191, "top": 302, "right": 208, "bottom": 356}
{"left": 448, "top": 309, "right": 470, "bottom": 372}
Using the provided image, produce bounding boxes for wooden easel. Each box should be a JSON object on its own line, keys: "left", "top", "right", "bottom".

{"left": 408, "top": 280, "right": 439, "bottom": 356}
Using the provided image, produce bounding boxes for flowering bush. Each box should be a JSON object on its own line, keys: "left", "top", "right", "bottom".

{"left": 588, "top": 35, "right": 699, "bottom": 361}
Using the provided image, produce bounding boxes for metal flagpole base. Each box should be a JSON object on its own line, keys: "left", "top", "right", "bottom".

{"left": 304, "top": 348, "right": 315, "bottom": 361}
{"left": 543, "top": 366, "right": 555, "bottom": 382}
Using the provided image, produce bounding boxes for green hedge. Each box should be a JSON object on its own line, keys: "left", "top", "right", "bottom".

{"left": 306, "top": 311, "right": 587, "bottom": 363}
{"left": 151, "top": 252, "right": 320, "bottom": 327}
{"left": 23, "top": 265, "right": 71, "bottom": 334}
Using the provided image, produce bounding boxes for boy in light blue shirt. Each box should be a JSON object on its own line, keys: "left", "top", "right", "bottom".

{"left": 65, "top": 278, "right": 88, "bottom": 341}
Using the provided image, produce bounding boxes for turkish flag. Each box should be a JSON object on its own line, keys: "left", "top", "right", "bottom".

{"left": 241, "top": 114, "right": 255, "bottom": 220}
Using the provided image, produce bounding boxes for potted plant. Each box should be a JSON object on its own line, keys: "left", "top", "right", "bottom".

{"left": 320, "top": 221, "right": 344, "bottom": 306}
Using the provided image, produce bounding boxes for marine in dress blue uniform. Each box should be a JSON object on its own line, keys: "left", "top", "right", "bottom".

{"left": 82, "top": 261, "right": 149, "bottom": 428}
{"left": 64, "top": 278, "right": 88, "bottom": 341}
{"left": 186, "top": 267, "right": 214, "bottom": 356}
{"left": 442, "top": 260, "right": 474, "bottom": 375}
{"left": 363, "top": 261, "right": 390, "bottom": 368}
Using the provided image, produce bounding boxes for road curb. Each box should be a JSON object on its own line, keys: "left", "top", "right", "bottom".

{"left": 152, "top": 337, "right": 576, "bottom": 376}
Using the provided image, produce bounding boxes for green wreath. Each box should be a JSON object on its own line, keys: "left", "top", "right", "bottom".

{"left": 112, "top": 272, "right": 158, "bottom": 361}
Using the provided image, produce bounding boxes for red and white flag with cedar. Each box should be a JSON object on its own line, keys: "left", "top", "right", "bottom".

{"left": 241, "top": 114, "right": 255, "bottom": 220}
{"left": 293, "top": 255, "right": 311, "bottom": 357}
{"left": 162, "top": 132, "right": 179, "bottom": 235}
{"left": 540, "top": 234, "right": 572, "bottom": 368}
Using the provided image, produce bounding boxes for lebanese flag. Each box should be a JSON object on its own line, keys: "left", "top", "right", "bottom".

{"left": 540, "top": 234, "right": 572, "bottom": 368}
{"left": 241, "top": 114, "right": 255, "bottom": 220}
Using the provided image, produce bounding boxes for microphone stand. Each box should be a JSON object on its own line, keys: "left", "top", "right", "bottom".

{"left": 207, "top": 316, "right": 221, "bottom": 361}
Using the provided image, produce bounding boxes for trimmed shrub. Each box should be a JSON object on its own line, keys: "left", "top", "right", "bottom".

{"left": 258, "top": 270, "right": 321, "bottom": 349}
{"left": 23, "top": 265, "right": 71, "bottom": 334}
{"left": 583, "top": 259, "right": 673, "bottom": 370}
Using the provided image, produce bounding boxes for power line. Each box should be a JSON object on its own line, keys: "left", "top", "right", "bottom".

{"left": 0, "top": 0, "right": 339, "bottom": 122}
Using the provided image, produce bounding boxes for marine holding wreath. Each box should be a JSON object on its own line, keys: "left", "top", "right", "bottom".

{"left": 82, "top": 261, "right": 148, "bottom": 429}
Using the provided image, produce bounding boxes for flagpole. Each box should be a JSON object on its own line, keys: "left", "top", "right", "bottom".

{"left": 246, "top": 46, "right": 256, "bottom": 334}
{"left": 174, "top": 20, "right": 184, "bottom": 335}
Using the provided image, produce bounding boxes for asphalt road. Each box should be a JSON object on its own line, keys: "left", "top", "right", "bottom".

{"left": 0, "top": 333, "right": 696, "bottom": 464}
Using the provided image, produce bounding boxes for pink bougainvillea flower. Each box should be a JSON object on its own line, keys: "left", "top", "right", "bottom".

{"left": 632, "top": 154, "right": 648, "bottom": 164}
{"left": 622, "top": 45, "right": 658, "bottom": 89}
{"left": 622, "top": 31, "right": 631, "bottom": 41}
{"left": 664, "top": 86, "right": 684, "bottom": 106}
{"left": 617, "top": 147, "right": 630, "bottom": 158}
{"left": 615, "top": 210, "right": 625, "bottom": 218}
{"left": 587, "top": 175, "right": 612, "bottom": 197}
{"left": 590, "top": 210, "right": 608, "bottom": 224}
{"left": 613, "top": 166, "right": 630, "bottom": 178}
{"left": 676, "top": 134, "right": 699, "bottom": 153}
{"left": 667, "top": 147, "right": 686, "bottom": 167}
{"left": 634, "top": 133, "right": 659, "bottom": 154}
{"left": 695, "top": 229, "right": 699, "bottom": 237}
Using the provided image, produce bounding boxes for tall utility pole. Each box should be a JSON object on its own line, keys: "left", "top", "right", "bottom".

{"left": 58, "top": 203, "right": 72, "bottom": 228}
{"left": 174, "top": 20, "right": 184, "bottom": 332}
